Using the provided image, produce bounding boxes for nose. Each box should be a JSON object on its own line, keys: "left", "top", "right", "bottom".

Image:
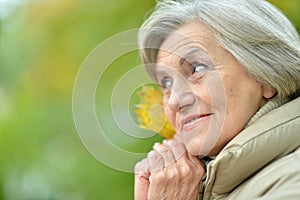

{"left": 167, "top": 79, "right": 195, "bottom": 112}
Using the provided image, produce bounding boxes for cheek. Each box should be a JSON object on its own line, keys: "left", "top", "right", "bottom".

{"left": 202, "top": 74, "right": 226, "bottom": 105}
{"left": 191, "top": 79, "right": 213, "bottom": 106}
{"left": 163, "top": 99, "right": 177, "bottom": 130}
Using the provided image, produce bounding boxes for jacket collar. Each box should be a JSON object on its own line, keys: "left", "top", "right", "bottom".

{"left": 204, "top": 97, "right": 300, "bottom": 196}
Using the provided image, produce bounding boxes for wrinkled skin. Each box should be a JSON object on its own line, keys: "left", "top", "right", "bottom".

{"left": 135, "top": 139, "right": 205, "bottom": 200}
{"left": 135, "top": 21, "right": 275, "bottom": 199}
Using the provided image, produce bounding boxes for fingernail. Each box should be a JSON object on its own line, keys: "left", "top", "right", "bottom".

{"left": 153, "top": 142, "right": 160, "bottom": 150}
{"left": 163, "top": 139, "right": 171, "bottom": 145}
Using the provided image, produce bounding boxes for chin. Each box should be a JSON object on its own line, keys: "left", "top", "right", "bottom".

{"left": 184, "top": 136, "right": 222, "bottom": 157}
{"left": 184, "top": 139, "right": 206, "bottom": 156}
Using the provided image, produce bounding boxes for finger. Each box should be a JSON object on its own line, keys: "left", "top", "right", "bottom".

{"left": 135, "top": 158, "right": 149, "bottom": 174}
{"left": 147, "top": 150, "right": 164, "bottom": 173}
{"left": 134, "top": 158, "right": 150, "bottom": 200}
{"left": 153, "top": 142, "right": 175, "bottom": 167}
{"left": 166, "top": 139, "right": 187, "bottom": 161}
{"left": 134, "top": 175, "right": 149, "bottom": 200}
{"left": 168, "top": 139, "right": 204, "bottom": 168}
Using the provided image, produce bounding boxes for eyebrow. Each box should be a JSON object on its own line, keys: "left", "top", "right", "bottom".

{"left": 179, "top": 48, "right": 201, "bottom": 66}
{"left": 155, "top": 47, "right": 211, "bottom": 76}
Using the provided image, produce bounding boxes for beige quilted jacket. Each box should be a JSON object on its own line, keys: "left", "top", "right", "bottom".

{"left": 201, "top": 96, "right": 300, "bottom": 200}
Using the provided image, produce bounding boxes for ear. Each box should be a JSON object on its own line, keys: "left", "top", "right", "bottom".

{"left": 262, "top": 85, "right": 276, "bottom": 99}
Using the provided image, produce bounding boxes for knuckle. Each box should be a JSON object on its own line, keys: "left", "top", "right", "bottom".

{"left": 148, "top": 151, "right": 161, "bottom": 161}
{"left": 166, "top": 167, "right": 178, "bottom": 180}
{"left": 134, "top": 158, "right": 148, "bottom": 173}
{"left": 149, "top": 171, "right": 165, "bottom": 183}
{"left": 177, "top": 159, "right": 202, "bottom": 178}
{"left": 179, "top": 164, "right": 192, "bottom": 177}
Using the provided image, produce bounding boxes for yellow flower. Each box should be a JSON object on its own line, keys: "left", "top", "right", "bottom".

{"left": 135, "top": 85, "right": 175, "bottom": 139}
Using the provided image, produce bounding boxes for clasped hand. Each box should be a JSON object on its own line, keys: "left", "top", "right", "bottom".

{"left": 134, "top": 139, "right": 205, "bottom": 200}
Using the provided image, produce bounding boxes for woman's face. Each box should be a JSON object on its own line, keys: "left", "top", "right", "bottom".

{"left": 154, "top": 22, "right": 274, "bottom": 156}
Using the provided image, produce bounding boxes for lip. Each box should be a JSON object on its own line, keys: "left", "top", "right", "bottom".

{"left": 181, "top": 113, "right": 212, "bottom": 132}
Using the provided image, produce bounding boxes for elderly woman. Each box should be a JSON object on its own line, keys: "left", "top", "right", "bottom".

{"left": 134, "top": 0, "right": 300, "bottom": 199}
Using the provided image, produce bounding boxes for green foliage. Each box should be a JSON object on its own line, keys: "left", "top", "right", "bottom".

{"left": 0, "top": 0, "right": 299, "bottom": 199}
{"left": 0, "top": 0, "right": 156, "bottom": 199}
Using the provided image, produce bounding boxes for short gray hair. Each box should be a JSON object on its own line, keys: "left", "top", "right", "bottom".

{"left": 138, "top": 0, "right": 300, "bottom": 99}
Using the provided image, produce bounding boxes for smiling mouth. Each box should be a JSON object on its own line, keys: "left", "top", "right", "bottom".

{"left": 182, "top": 114, "right": 212, "bottom": 131}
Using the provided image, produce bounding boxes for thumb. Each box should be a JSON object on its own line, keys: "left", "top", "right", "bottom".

{"left": 134, "top": 158, "right": 150, "bottom": 200}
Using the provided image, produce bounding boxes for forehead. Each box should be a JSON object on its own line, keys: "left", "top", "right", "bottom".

{"left": 157, "top": 21, "right": 217, "bottom": 63}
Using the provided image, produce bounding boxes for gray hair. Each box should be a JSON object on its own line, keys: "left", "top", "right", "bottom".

{"left": 138, "top": 0, "right": 300, "bottom": 99}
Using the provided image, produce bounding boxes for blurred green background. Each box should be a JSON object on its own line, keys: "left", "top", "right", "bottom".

{"left": 0, "top": 0, "right": 299, "bottom": 199}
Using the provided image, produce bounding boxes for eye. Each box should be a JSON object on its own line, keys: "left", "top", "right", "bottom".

{"left": 161, "top": 77, "right": 173, "bottom": 89}
{"left": 191, "top": 63, "right": 208, "bottom": 74}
